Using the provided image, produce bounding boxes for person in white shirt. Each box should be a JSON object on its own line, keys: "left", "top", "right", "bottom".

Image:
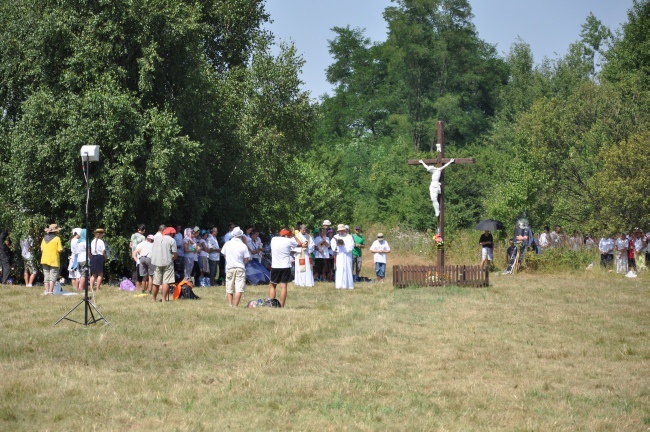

{"left": 133, "top": 235, "right": 155, "bottom": 294}
{"left": 76, "top": 229, "right": 89, "bottom": 291}
{"left": 90, "top": 228, "right": 107, "bottom": 290}
{"left": 154, "top": 224, "right": 165, "bottom": 239}
{"left": 293, "top": 224, "right": 315, "bottom": 287}
{"left": 65, "top": 228, "right": 81, "bottom": 289}
{"left": 614, "top": 232, "right": 628, "bottom": 274}
{"left": 223, "top": 223, "right": 236, "bottom": 244}
{"left": 221, "top": 227, "right": 250, "bottom": 307}
{"left": 370, "top": 233, "right": 391, "bottom": 283}
{"left": 313, "top": 228, "right": 330, "bottom": 282}
{"left": 269, "top": 228, "right": 305, "bottom": 307}
{"left": 207, "top": 227, "right": 221, "bottom": 285}
{"left": 538, "top": 226, "right": 550, "bottom": 250}
{"left": 332, "top": 224, "right": 355, "bottom": 289}
{"left": 598, "top": 234, "right": 615, "bottom": 268}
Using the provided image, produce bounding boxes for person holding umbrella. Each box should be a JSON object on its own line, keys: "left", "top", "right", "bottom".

{"left": 479, "top": 230, "right": 494, "bottom": 269}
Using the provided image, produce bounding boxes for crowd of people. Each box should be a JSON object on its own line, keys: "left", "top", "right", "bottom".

{"left": 0, "top": 219, "right": 392, "bottom": 308}
{"left": 478, "top": 224, "right": 650, "bottom": 276}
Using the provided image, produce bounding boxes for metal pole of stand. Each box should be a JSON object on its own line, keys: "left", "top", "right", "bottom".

{"left": 55, "top": 154, "right": 110, "bottom": 326}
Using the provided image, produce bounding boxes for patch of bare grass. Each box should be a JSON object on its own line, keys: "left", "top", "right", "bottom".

{"left": 0, "top": 268, "right": 648, "bottom": 430}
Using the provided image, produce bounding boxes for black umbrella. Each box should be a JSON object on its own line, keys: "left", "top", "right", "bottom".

{"left": 475, "top": 219, "right": 505, "bottom": 231}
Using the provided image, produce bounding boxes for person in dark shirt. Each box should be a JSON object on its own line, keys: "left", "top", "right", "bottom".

{"left": 0, "top": 229, "right": 13, "bottom": 284}
{"left": 479, "top": 230, "right": 494, "bottom": 268}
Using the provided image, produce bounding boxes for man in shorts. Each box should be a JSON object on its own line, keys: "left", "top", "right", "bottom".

{"left": 150, "top": 227, "right": 177, "bottom": 302}
{"left": 220, "top": 227, "right": 250, "bottom": 307}
{"left": 269, "top": 228, "right": 306, "bottom": 307}
{"left": 479, "top": 230, "right": 494, "bottom": 268}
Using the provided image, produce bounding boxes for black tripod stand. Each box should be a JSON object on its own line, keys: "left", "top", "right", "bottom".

{"left": 55, "top": 154, "right": 110, "bottom": 326}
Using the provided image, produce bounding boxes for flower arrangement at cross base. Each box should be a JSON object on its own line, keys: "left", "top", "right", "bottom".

{"left": 433, "top": 233, "right": 444, "bottom": 250}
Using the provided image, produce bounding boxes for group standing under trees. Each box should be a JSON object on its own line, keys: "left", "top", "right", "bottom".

{"left": 1, "top": 0, "right": 649, "bottom": 274}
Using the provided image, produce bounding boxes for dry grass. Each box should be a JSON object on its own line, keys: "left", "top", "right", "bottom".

{"left": 0, "top": 267, "right": 648, "bottom": 431}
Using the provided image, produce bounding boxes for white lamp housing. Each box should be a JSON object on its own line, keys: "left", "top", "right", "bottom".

{"left": 80, "top": 145, "right": 100, "bottom": 162}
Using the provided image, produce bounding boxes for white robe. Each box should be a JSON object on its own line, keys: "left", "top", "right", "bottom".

{"left": 293, "top": 234, "right": 315, "bottom": 287}
{"left": 615, "top": 238, "right": 628, "bottom": 274}
{"left": 332, "top": 234, "right": 354, "bottom": 289}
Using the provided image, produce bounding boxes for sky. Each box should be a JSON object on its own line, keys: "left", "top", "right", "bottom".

{"left": 264, "top": 0, "right": 633, "bottom": 99}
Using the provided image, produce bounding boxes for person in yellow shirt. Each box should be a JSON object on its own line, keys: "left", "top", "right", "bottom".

{"left": 41, "top": 224, "right": 63, "bottom": 294}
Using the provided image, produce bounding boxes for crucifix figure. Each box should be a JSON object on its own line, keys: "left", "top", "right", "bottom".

{"left": 419, "top": 156, "right": 455, "bottom": 218}
{"left": 408, "top": 121, "right": 476, "bottom": 269}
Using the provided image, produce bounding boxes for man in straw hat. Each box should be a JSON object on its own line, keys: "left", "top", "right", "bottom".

{"left": 40, "top": 224, "right": 63, "bottom": 294}
{"left": 332, "top": 224, "right": 354, "bottom": 289}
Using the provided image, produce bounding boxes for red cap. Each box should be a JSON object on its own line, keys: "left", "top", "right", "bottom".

{"left": 163, "top": 227, "right": 176, "bottom": 236}
{"left": 279, "top": 229, "right": 291, "bottom": 236}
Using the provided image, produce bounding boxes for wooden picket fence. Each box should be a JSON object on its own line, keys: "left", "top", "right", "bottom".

{"left": 393, "top": 265, "right": 489, "bottom": 288}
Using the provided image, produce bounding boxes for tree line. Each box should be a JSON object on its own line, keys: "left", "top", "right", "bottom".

{"left": 0, "top": 0, "right": 648, "bottom": 272}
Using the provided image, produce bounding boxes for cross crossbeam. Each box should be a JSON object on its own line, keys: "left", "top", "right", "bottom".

{"left": 407, "top": 157, "right": 475, "bottom": 165}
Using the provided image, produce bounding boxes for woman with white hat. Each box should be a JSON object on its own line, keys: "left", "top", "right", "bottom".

{"left": 331, "top": 224, "right": 354, "bottom": 289}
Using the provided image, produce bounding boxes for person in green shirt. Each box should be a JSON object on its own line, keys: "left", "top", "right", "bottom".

{"left": 352, "top": 226, "right": 365, "bottom": 282}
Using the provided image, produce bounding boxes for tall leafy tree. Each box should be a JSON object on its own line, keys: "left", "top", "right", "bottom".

{"left": 602, "top": 0, "right": 650, "bottom": 84}
{"left": 383, "top": 0, "right": 507, "bottom": 151}
{"left": 0, "top": 0, "right": 314, "bottom": 268}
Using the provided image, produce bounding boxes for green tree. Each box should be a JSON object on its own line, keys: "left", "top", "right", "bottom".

{"left": 591, "top": 131, "right": 650, "bottom": 231}
{"left": 383, "top": 0, "right": 507, "bottom": 150}
{"left": 0, "top": 0, "right": 313, "bottom": 270}
{"left": 602, "top": 0, "right": 650, "bottom": 84}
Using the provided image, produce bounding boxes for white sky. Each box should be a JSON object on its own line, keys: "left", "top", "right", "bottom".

{"left": 265, "top": 0, "right": 633, "bottom": 99}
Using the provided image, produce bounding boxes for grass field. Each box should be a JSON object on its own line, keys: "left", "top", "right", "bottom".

{"left": 1, "top": 265, "right": 648, "bottom": 431}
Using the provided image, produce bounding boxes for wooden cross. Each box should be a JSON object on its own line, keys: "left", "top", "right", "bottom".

{"left": 408, "top": 121, "right": 476, "bottom": 269}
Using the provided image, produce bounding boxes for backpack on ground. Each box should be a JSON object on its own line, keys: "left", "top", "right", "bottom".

{"left": 173, "top": 280, "right": 200, "bottom": 300}
{"left": 247, "top": 298, "right": 281, "bottom": 308}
